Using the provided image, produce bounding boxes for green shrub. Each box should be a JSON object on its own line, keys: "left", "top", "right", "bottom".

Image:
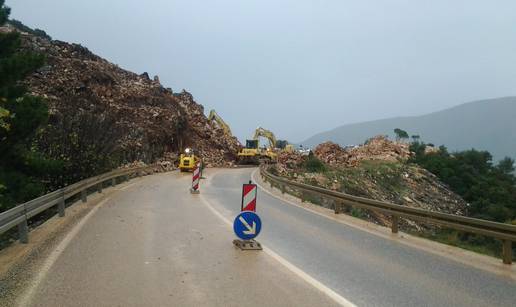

{"left": 410, "top": 143, "right": 516, "bottom": 223}
{"left": 303, "top": 153, "right": 327, "bottom": 173}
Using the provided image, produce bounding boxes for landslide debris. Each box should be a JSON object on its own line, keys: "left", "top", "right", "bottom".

{"left": 314, "top": 135, "right": 412, "bottom": 167}
{"left": 275, "top": 137, "right": 467, "bottom": 231}
{"left": 4, "top": 25, "right": 239, "bottom": 177}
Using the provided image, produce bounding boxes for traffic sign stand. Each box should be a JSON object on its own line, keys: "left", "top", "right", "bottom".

{"left": 190, "top": 164, "right": 201, "bottom": 194}
{"left": 232, "top": 182, "right": 262, "bottom": 251}
{"left": 233, "top": 239, "right": 262, "bottom": 250}
{"left": 233, "top": 210, "right": 262, "bottom": 251}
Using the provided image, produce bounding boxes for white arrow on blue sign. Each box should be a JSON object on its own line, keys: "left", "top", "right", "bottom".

{"left": 233, "top": 211, "right": 262, "bottom": 240}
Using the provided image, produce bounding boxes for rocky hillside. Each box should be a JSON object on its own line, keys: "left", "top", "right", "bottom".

{"left": 3, "top": 24, "right": 239, "bottom": 174}
{"left": 275, "top": 137, "right": 468, "bottom": 231}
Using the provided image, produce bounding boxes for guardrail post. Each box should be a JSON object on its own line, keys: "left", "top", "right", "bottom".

{"left": 58, "top": 194, "right": 65, "bottom": 217}
{"left": 502, "top": 240, "right": 513, "bottom": 265}
{"left": 281, "top": 184, "right": 286, "bottom": 194}
{"left": 111, "top": 178, "right": 116, "bottom": 186}
{"left": 97, "top": 183, "right": 103, "bottom": 194}
{"left": 391, "top": 215, "right": 399, "bottom": 234}
{"left": 18, "top": 218, "right": 29, "bottom": 244}
{"left": 301, "top": 191, "right": 306, "bottom": 203}
{"left": 334, "top": 201, "right": 343, "bottom": 214}
{"left": 81, "top": 190, "right": 87, "bottom": 203}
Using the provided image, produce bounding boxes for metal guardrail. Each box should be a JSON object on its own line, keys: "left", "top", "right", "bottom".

{"left": 0, "top": 165, "right": 157, "bottom": 244}
{"left": 260, "top": 166, "right": 516, "bottom": 264}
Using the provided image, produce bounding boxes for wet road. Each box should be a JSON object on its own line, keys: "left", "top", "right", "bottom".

{"left": 15, "top": 168, "right": 516, "bottom": 307}
{"left": 203, "top": 168, "right": 516, "bottom": 307}
{"left": 20, "top": 170, "right": 337, "bottom": 307}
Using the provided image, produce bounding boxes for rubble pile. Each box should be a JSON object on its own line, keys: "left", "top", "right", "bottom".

{"left": 275, "top": 151, "right": 305, "bottom": 174}
{"left": 314, "top": 136, "right": 411, "bottom": 167}
{"left": 7, "top": 26, "right": 240, "bottom": 167}
{"left": 313, "top": 142, "right": 349, "bottom": 165}
{"left": 353, "top": 135, "right": 412, "bottom": 162}
{"left": 275, "top": 136, "right": 467, "bottom": 232}
{"left": 174, "top": 91, "right": 240, "bottom": 167}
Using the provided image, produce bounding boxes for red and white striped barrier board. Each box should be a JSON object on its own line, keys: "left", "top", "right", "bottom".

{"left": 241, "top": 183, "right": 257, "bottom": 212}
{"left": 191, "top": 164, "right": 200, "bottom": 192}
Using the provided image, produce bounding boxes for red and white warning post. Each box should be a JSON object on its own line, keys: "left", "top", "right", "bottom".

{"left": 241, "top": 183, "right": 257, "bottom": 212}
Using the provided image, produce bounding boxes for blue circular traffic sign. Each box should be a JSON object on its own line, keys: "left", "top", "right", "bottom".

{"left": 233, "top": 211, "right": 262, "bottom": 240}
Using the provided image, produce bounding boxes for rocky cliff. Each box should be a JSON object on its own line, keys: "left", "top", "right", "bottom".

{"left": 5, "top": 25, "right": 240, "bottom": 174}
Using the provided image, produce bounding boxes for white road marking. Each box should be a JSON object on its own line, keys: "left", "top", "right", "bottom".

{"left": 17, "top": 198, "right": 111, "bottom": 307}
{"left": 251, "top": 169, "right": 516, "bottom": 279}
{"left": 198, "top": 192, "right": 356, "bottom": 307}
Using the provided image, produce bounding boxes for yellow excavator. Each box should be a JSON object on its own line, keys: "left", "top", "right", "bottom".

{"left": 207, "top": 109, "right": 232, "bottom": 137}
{"left": 179, "top": 148, "right": 201, "bottom": 172}
{"left": 237, "top": 127, "right": 278, "bottom": 164}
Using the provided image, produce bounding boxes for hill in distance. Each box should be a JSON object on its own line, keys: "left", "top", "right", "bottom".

{"left": 301, "top": 97, "right": 516, "bottom": 161}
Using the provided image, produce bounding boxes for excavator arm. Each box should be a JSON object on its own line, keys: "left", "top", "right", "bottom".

{"left": 208, "top": 109, "right": 232, "bottom": 136}
{"left": 253, "top": 127, "right": 277, "bottom": 149}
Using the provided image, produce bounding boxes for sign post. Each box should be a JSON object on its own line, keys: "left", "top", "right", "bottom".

{"left": 190, "top": 164, "right": 200, "bottom": 194}
{"left": 241, "top": 181, "right": 257, "bottom": 212}
{"left": 233, "top": 180, "right": 262, "bottom": 250}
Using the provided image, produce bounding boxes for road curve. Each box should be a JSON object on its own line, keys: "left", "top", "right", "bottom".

{"left": 12, "top": 168, "right": 516, "bottom": 307}
{"left": 204, "top": 168, "right": 516, "bottom": 307}
{"left": 18, "top": 170, "right": 338, "bottom": 307}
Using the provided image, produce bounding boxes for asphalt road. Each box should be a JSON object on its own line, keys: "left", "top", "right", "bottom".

{"left": 19, "top": 170, "right": 339, "bottom": 307}
{"left": 16, "top": 168, "right": 516, "bottom": 306}
{"left": 204, "top": 168, "right": 516, "bottom": 307}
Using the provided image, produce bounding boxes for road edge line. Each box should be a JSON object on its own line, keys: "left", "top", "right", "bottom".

{"left": 16, "top": 197, "right": 111, "bottom": 307}
{"left": 198, "top": 189, "right": 356, "bottom": 307}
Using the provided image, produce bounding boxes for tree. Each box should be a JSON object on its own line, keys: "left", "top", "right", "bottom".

{"left": 0, "top": 2, "right": 58, "bottom": 211}
{"left": 0, "top": 1, "right": 8, "bottom": 24}
{"left": 410, "top": 144, "right": 516, "bottom": 223}
{"left": 394, "top": 128, "right": 409, "bottom": 142}
{"left": 411, "top": 135, "right": 420, "bottom": 143}
{"left": 496, "top": 157, "right": 515, "bottom": 175}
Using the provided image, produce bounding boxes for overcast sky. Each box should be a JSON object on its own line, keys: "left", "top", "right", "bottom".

{"left": 7, "top": 0, "right": 516, "bottom": 142}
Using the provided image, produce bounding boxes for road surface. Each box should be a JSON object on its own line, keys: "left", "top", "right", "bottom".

{"left": 12, "top": 168, "right": 516, "bottom": 306}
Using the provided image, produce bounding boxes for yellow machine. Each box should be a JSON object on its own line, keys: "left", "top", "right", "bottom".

{"left": 208, "top": 109, "right": 232, "bottom": 136}
{"left": 284, "top": 144, "right": 295, "bottom": 152}
{"left": 237, "top": 127, "right": 278, "bottom": 164}
{"left": 179, "top": 148, "right": 201, "bottom": 172}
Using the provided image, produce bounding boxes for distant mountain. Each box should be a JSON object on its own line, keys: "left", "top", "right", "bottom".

{"left": 301, "top": 97, "right": 516, "bottom": 161}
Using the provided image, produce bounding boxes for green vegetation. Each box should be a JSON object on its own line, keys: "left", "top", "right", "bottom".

{"left": 302, "top": 152, "right": 327, "bottom": 173}
{"left": 410, "top": 141, "right": 516, "bottom": 257}
{"left": 8, "top": 19, "right": 51, "bottom": 40}
{"left": 327, "top": 160, "right": 406, "bottom": 197}
{"left": 410, "top": 142, "right": 516, "bottom": 223}
{"left": 0, "top": 1, "right": 61, "bottom": 212}
{"left": 394, "top": 128, "right": 409, "bottom": 142}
